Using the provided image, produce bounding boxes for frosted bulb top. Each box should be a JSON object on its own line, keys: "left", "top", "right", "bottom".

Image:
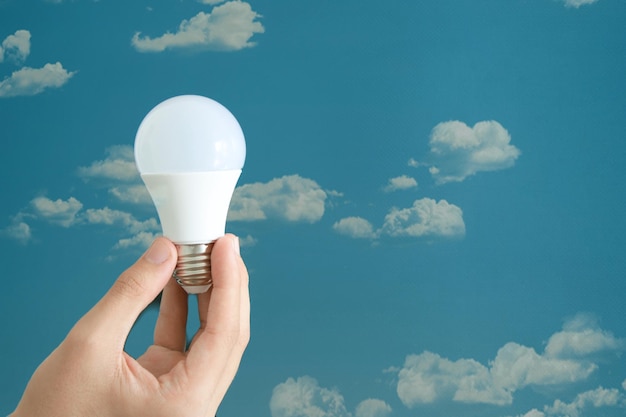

{"left": 135, "top": 95, "right": 246, "bottom": 174}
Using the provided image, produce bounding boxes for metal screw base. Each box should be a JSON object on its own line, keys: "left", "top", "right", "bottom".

{"left": 173, "top": 242, "right": 215, "bottom": 294}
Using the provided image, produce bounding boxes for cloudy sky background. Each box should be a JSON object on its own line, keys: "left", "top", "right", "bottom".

{"left": 1, "top": 1, "right": 625, "bottom": 416}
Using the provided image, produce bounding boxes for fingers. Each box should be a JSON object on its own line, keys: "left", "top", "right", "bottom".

{"left": 154, "top": 275, "right": 188, "bottom": 351}
{"left": 185, "top": 234, "right": 250, "bottom": 388}
{"left": 207, "top": 241, "right": 250, "bottom": 408}
{"left": 73, "top": 237, "right": 177, "bottom": 349}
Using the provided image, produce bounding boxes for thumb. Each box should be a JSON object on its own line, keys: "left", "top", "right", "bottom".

{"left": 76, "top": 237, "right": 177, "bottom": 348}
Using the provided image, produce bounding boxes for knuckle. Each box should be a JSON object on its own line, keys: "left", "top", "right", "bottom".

{"left": 110, "top": 269, "right": 148, "bottom": 300}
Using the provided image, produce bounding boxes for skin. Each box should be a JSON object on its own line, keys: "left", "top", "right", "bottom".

{"left": 11, "top": 234, "right": 250, "bottom": 417}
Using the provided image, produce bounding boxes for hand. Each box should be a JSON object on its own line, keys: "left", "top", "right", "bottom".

{"left": 11, "top": 234, "right": 250, "bottom": 417}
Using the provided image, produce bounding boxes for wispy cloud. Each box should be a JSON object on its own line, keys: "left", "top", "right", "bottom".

{"left": 333, "top": 217, "right": 377, "bottom": 239}
{"left": 2, "top": 195, "right": 159, "bottom": 249}
{"left": 268, "top": 314, "right": 624, "bottom": 417}
{"left": 270, "top": 376, "right": 392, "bottom": 417}
{"left": 132, "top": 1, "right": 264, "bottom": 53}
{"left": 354, "top": 399, "right": 392, "bottom": 417}
{"left": 381, "top": 198, "right": 465, "bottom": 238}
{"left": 0, "top": 218, "right": 31, "bottom": 245}
{"left": 383, "top": 175, "right": 417, "bottom": 193}
{"left": 1, "top": 29, "right": 75, "bottom": 98}
{"left": 31, "top": 196, "right": 83, "bottom": 227}
{"left": 2, "top": 144, "right": 337, "bottom": 249}
{"left": 77, "top": 145, "right": 152, "bottom": 205}
{"left": 229, "top": 174, "right": 329, "bottom": 223}
{"left": 421, "top": 120, "right": 520, "bottom": 184}
{"left": 0, "top": 62, "right": 75, "bottom": 97}
{"left": 0, "top": 30, "right": 31, "bottom": 64}
{"left": 78, "top": 145, "right": 139, "bottom": 182}
{"left": 562, "top": 0, "right": 599, "bottom": 8}
{"left": 515, "top": 386, "right": 625, "bottom": 417}
{"left": 334, "top": 198, "right": 465, "bottom": 240}
{"left": 394, "top": 313, "right": 624, "bottom": 408}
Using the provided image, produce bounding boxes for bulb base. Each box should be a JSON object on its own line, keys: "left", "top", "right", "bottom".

{"left": 174, "top": 243, "right": 215, "bottom": 294}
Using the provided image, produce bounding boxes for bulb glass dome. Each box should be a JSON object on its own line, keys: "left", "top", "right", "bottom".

{"left": 135, "top": 95, "right": 246, "bottom": 174}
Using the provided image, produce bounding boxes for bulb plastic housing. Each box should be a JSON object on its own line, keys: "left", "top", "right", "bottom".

{"left": 135, "top": 95, "right": 246, "bottom": 294}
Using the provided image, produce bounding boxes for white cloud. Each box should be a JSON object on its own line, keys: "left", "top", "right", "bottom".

{"left": 78, "top": 145, "right": 152, "bottom": 205}
{"left": 354, "top": 399, "right": 392, "bottom": 417}
{"left": 394, "top": 315, "right": 623, "bottom": 408}
{"left": 544, "top": 313, "right": 624, "bottom": 358}
{"left": 0, "top": 30, "right": 31, "bottom": 63}
{"left": 30, "top": 196, "right": 83, "bottom": 227}
{"left": 132, "top": 1, "right": 264, "bottom": 53}
{"left": 78, "top": 145, "right": 139, "bottom": 182}
{"left": 2, "top": 193, "right": 159, "bottom": 250}
{"left": 381, "top": 198, "right": 465, "bottom": 238}
{"left": 545, "top": 387, "right": 625, "bottom": 417}
{"left": 108, "top": 184, "right": 152, "bottom": 205}
{"left": 229, "top": 175, "right": 327, "bottom": 223}
{"left": 270, "top": 376, "right": 350, "bottom": 417}
{"left": 563, "top": 0, "right": 599, "bottom": 8}
{"left": 490, "top": 342, "right": 596, "bottom": 391}
{"left": 397, "top": 351, "right": 511, "bottom": 407}
{"left": 114, "top": 231, "right": 158, "bottom": 250}
{"left": 0, "top": 218, "right": 32, "bottom": 244}
{"left": 82, "top": 207, "right": 158, "bottom": 234}
{"left": 239, "top": 234, "right": 257, "bottom": 247}
{"left": 333, "top": 217, "right": 377, "bottom": 239}
{"left": 383, "top": 175, "right": 417, "bottom": 192}
{"left": 0, "top": 62, "right": 76, "bottom": 97}
{"left": 623, "top": 379, "right": 626, "bottom": 391}
{"left": 198, "top": 0, "right": 227, "bottom": 4}
{"left": 426, "top": 120, "right": 520, "bottom": 184}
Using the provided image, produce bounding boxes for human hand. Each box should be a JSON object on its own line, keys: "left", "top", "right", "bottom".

{"left": 11, "top": 234, "right": 249, "bottom": 417}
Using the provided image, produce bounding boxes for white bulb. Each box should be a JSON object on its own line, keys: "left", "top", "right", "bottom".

{"left": 135, "top": 95, "right": 246, "bottom": 294}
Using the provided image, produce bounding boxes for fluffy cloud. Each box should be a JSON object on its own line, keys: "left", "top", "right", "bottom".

{"left": 229, "top": 175, "right": 327, "bottom": 223}
{"left": 394, "top": 315, "right": 624, "bottom": 408}
{"left": 30, "top": 196, "right": 83, "bottom": 227}
{"left": 334, "top": 198, "right": 465, "bottom": 240}
{"left": 78, "top": 145, "right": 139, "bottom": 182}
{"left": 563, "top": 0, "right": 599, "bottom": 8}
{"left": 0, "top": 30, "right": 31, "bottom": 63}
{"left": 381, "top": 198, "right": 465, "bottom": 238}
{"left": 515, "top": 386, "right": 626, "bottom": 417}
{"left": 490, "top": 342, "right": 596, "bottom": 391}
{"left": 78, "top": 145, "right": 152, "bottom": 205}
{"left": 0, "top": 62, "right": 76, "bottom": 97}
{"left": 545, "top": 387, "right": 625, "bottom": 417}
{"left": 544, "top": 313, "right": 624, "bottom": 358}
{"left": 333, "top": 217, "right": 377, "bottom": 239}
{"left": 0, "top": 219, "right": 31, "bottom": 244}
{"left": 114, "top": 231, "right": 158, "bottom": 250}
{"left": 2, "top": 195, "right": 159, "bottom": 250}
{"left": 426, "top": 120, "right": 520, "bottom": 184}
{"left": 83, "top": 207, "right": 159, "bottom": 234}
{"left": 270, "top": 376, "right": 350, "bottom": 417}
{"left": 383, "top": 175, "right": 417, "bottom": 192}
{"left": 354, "top": 399, "right": 392, "bottom": 417}
{"left": 270, "top": 376, "right": 391, "bottom": 417}
{"left": 132, "top": 1, "right": 264, "bottom": 52}
{"left": 397, "top": 351, "right": 511, "bottom": 407}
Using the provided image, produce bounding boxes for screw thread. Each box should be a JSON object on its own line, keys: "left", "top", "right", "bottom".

{"left": 173, "top": 242, "right": 215, "bottom": 294}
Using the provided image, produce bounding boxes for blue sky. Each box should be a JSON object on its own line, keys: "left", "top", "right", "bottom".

{"left": 1, "top": 0, "right": 625, "bottom": 416}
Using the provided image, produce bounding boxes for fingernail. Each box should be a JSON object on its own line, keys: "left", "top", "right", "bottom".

{"left": 146, "top": 238, "right": 170, "bottom": 264}
{"left": 232, "top": 235, "right": 240, "bottom": 256}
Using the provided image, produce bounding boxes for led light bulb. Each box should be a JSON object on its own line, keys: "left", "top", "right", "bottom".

{"left": 134, "top": 95, "right": 246, "bottom": 294}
